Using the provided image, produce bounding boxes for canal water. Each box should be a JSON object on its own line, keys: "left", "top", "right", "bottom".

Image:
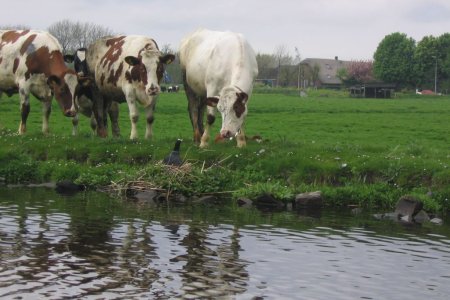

{"left": 1, "top": 187, "right": 450, "bottom": 299}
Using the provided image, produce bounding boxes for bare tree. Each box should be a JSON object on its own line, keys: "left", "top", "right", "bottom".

{"left": 48, "top": 19, "right": 114, "bottom": 54}
{"left": 273, "top": 45, "right": 293, "bottom": 87}
{"left": 0, "top": 24, "right": 30, "bottom": 30}
{"left": 160, "top": 43, "right": 174, "bottom": 54}
{"left": 48, "top": 19, "right": 72, "bottom": 53}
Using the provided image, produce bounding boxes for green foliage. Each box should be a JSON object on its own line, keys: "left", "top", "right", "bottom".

{"left": 233, "top": 181, "right": 294, "bottom": 201}
{"left": 321, "top": 183, "right": 403, "bottom": 209}
{"left": 373, "top": 32, "right": 416, "bottom": 87}
{"left": 414, "top": 35, "right": 438, "bottom": 87}
{"left": 0, "top": 157, "right": 40, "bottom": 183}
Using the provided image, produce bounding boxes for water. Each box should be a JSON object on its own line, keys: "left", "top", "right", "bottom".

{"left": 1, "top": 187, "right": 450, "bottom": 299}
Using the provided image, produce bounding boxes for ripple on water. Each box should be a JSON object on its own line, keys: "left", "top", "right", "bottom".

{"left": 1, "top": 189, "right": 450, "bottom": 299}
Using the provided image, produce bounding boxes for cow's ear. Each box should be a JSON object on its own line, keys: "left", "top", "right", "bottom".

{"left": 206, "top": 97, "right": 219, "bottom": 107}
{"left": 47, "top": 75, "right": 61, "bottom": 87}
{"left": 125, "top": 56, "right": 140, "bottom": 66}
{"left": 237, "top": 92, "right": 249, "bottom": 104}
{"left": 161, "top": 54, "right": 175, "bottom": 65}
{"left": 64, "top": 54, "right": 74, "bottom": 63}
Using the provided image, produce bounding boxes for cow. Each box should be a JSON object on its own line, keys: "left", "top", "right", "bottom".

{"left": 64, "top": 48, "right": 107, "bottom": 137}
{"left": 167, "top": 85, "right": 179, "bottom": 93}
{"left": 179, "top": 29, "right": 258, "bottom": 148}
{"left": 0, "top": 29, "right": 79, "bottom": 134}
{"left": 66, "top": 35, "right": 175, "bottom": 139}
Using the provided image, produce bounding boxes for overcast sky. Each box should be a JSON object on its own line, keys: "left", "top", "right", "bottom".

{"left": 3, "top": 0, "right": 450, "bottom": 60}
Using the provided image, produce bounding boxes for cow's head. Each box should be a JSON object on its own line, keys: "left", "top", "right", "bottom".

{"left": 207, "top": 86, "right": 249, "bottom": 139}
{"left": 47, "top": 71, "right": 78, "bottom": 117}
{"left": 124, "top": 50, "right": 175, "bottom": 96}
{"left": 64, "top": 48, "right": 89, "bottom": 76}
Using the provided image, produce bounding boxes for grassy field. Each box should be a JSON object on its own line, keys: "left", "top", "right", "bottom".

{"left": 1, "top": 90, "right": 449, "bottom": 212}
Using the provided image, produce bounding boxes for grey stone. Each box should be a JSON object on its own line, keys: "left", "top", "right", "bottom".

{"left": 134, "top": 190, "right": 158, "bottom": 202}
{"left": 295, "top": 191, "right": 322, "bottom": 208}
{"left": 430, "top": 218, "right": 443, "bottom": 225}
{"left": 351, "top": 207, "right": 363, "bottom": 215}
{"left": 196, "top": 195, "right": 220, "bottom": 205}
{"left": 55, "top": 180, "right": 85, "bottom": 195}
{"left": 400, "top": 214, "right": 412, "bottom": 222}
{"left": 254, "top": 194, "right": 284, "bottom": 210}
{"left": 373, "top": 212, "right": 399, "bottom": 221}
{"left": 413, "top": 210, "right": 430, "bottom": 224}
{"left": 173, "top": 193, "right": 187, "bottom": 203}
{"left": 395, "top": 195, "right": 423, "bottom": 218}
{"left": 237, "top": 198, "right": 253, "bottom": 207}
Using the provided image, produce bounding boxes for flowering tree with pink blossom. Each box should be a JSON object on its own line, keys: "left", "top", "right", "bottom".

{"left": 338, "top": 60, "right": 374, "bottom": 86}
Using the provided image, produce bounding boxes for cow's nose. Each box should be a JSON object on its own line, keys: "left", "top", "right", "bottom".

{"left": 148, "top": 84, "right": 159, "bottom": 95}
{"left": 220, "top": 130, "right": 232, "bottom": 139}
{"left": 64, "top": 109, "right": 76, "bottom": 117}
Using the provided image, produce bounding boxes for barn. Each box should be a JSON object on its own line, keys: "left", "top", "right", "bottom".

{"left": 350, "top": 83, "right": 396, "bottom": 98}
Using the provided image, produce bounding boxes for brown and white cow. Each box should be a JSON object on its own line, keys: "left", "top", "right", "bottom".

{"left": 0, "top": 30, "right": 78, "bottom": 134}
{"left": 179, "top": 29, "right": 258, "bottom": 148}
{"left": 74, "top": 35, "right": 175, "bottom": 139}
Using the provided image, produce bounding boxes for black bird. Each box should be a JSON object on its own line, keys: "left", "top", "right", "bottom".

{"left": 163, "top": 139, "right": 183, "bottom": 166}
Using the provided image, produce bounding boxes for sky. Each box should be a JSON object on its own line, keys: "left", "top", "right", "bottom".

{"left": 3, "top": 0, "right": 450, "bottom": 61}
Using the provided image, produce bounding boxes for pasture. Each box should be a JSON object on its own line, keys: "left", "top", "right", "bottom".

{"left": 1, "top": 91, "right": 450, "bottom": 212}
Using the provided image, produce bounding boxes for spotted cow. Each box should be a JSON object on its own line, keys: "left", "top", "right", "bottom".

{"left": 67, "top": 35, "right": 175, "bottom": 139}
{"left": 64, "top": 48, "right": 107, "bottom": 137}
{"left": 0, "top": 30, "right": 79, "bottom": 134}
{"left": 179, "top": 29, "right": 258, "bottom": 148}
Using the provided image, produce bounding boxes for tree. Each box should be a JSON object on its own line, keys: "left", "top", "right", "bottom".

{"left": 413, "top": 35, "right": 438, "bottom": 88}
{"left": 273, "top": 45, "right": 293, "bottom": 87}
{"left": 160, "top": 44, "right": 181, "bottom": 84}
{"left": 373, "top": 32, "right": 416, "bottom": 87}
{"left": 437, "top": 33, "right": 450, "bottom": 91}
{"left": 0, "top": 24, "right": 30, "bottom": 30}
{"left": 338, "top": 60, "right": 374, "bottom": 86}
{"left": 48, "top": 19, "right": 114, "bottom": 54}
{"left": 311, "top": 63, "right": 320, "bottom": 87}
{"left": 255, "top": 53, "right": 277, "bottom": 86}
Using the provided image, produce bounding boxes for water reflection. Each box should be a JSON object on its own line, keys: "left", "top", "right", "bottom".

{"left": 1, "top": 187, "right": 450, "bottom": 299}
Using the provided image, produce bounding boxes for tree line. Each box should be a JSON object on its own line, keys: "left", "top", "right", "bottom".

{"left": 374, "top": 32, "right": 450, "bottom": 92}
{"left": 2, "top": 21, "right": 449, "bottom": 91}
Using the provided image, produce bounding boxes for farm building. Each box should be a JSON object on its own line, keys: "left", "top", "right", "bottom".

{"left": 299, "top": 57, "right": 351, "bottom": 88}
{"left": 350, "top": 83, "right": 396, "bottom": 98}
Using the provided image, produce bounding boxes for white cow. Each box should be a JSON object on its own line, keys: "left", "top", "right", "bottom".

{"left": 179, "top": 28, "right": 258, "bottom": 148}
{"left": 81, "top": 35, "right": 175, "bottom": 139}
{"left": 0, "top": 30, "right": 78, "bottom": 134}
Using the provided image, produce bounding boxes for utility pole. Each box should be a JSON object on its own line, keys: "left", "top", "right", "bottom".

{"left": 434, "top": 56, "right": 438, "bottom": 94}
{"left": 295, "top": 47, "right": 301, "bottom": 90}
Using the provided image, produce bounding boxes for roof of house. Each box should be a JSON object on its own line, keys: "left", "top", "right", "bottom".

{"left": 300, "top": 58, "right": 351, "bottom": 85}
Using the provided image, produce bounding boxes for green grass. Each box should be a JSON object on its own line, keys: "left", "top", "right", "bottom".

{"left": 1, "top": 91, "right": 450, "bottom": 212}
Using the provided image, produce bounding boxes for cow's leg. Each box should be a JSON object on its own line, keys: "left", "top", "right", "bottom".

{"left": 108, "top": 101, "right": 120, "bottom": 138}
{"left": 236, "top": 127, "right": 246, "bottom": 148}
{"left": 18, "top": 89, "right": 30, "bottom": 134}
{"left": 72, "top": 113, "right": 79, "bottom": 136}
{"left": 41, "top": 98, "right": 52, "bottom": 135}
{"left": 91, "top": 87, "right": 107, "bottom": 138}
{"left": 200, "top": 106, "right": 216, "bottom": 148}
{"left": 90, "top": 114, "right": 98, "bottom": 135}
{"left": 183, "top": 71, "right": 203, "bottom": 143}
{"left": 144, "top": 100, "right": 157, "bottom": 139}
{"left": 126, "top": 97, "right": 139, "bottom": 140}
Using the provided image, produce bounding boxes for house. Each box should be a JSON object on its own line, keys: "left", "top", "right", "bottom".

{"left": 299, "top": 57, "right": 351, "bottom": 88}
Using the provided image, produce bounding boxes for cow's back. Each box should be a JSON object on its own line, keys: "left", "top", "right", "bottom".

{"left": 0, "top": 30, "right": 62, "bottom": 76}
{"left": 180, "top": 29, "right": 258, "bottom": 96}
{"left": 86, "top": 35, "right": 159, "bottom": 92}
